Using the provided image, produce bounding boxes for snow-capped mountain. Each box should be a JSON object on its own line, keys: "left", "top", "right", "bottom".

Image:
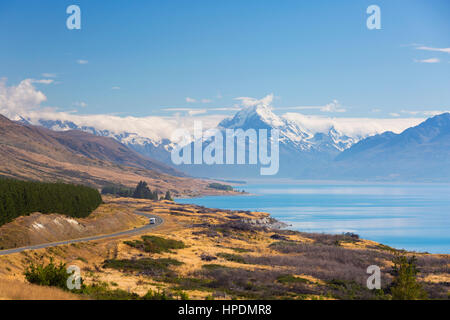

{"left": 15, "top": 109, "right": 450, "bottom": 180}
{"left": 20, "top": 105, "right": 361, "bottom": 178}
{"left": 218, "top": 104, "right": 357, "bottom": 155}
{"left": 19, "top": 118, "right": 175, "bottom": 164}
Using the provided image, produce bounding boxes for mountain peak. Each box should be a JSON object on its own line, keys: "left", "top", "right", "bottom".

{"left": 219, "top": 104, "right": 284, "bottom": 129}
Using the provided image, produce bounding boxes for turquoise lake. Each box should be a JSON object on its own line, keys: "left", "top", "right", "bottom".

{"left": 177, "top": 181, "right": 450, "bottom": 254}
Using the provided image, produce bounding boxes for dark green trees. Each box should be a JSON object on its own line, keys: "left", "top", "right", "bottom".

{"left": 101, "top": 186, "right": 133, "bottom": 197}
{"left": 164, "top": 191, "right": 173, "bottom": 201}
{"left": 132, "top": 181, "right": 159, "bottom": 200}
{"left": 101, "top": 181, "right": 171, "bottom": 201}
{"left": 0, "top": 178, "right": 102, "bottom": 226}
{"left": 207, "top": 183, "right": 233, "bottom": 191}
{"left": 133, "top": 181, "right": 152, "bottom": 199}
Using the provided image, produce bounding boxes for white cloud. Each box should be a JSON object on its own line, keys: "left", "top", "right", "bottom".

{"left": 234, "top": 93, "right": 274, "bottom": 108}
{"left": 30, "top": 79, "right": 54, "bottom": 85}
{"left": 414, "top": 58, "right": 440, "bottom": 63}
{"left": 188, "top": 109, "right": 207, "bottom": 116}
{"left": 22, "top": 110, "right": 224, "bottom": 143}
{"left": 111, "top": 86, "right": 120, "bottom": 90}
{"left": 185, "top": 97, "right": 213, "bottom": 104}
{"left": 320, "top": 100, "right": 346, "bottom": 113}
{"left": 42, "top": 73, "right": 57, "bottom": 78}
{"left": 400, "top": 110, "right": 420, "bottom": 115}
{"left": 389, "top": 113, "right": 400, "bottom": 117}
{"left": 73, "top": 101, "right": 87, "bottom": 108}
{"left": 283, "top": 113, "right": 424, "bottom": 138}
{"left": 0, "top": 78, "right": 50, "bottom": 118}
{"left": 401, "top": 109, "right": 450, "bottom": 117}
{"left": 77, "top": 59, "right": 89, "bottom": 65}
{"left": 0, "top": 81, "right": 432, "bottom": 145}
{"left": 423, "top": 110, "right": 450, "bottom": 116}
{"left": 211, "top": 107, "right": 241, "bottom": 111}
{"left": 282, "top": 99, "right": 346, "bottom": 113}
{"left": 416, "top": 46, "right": 450, "bottom": 54}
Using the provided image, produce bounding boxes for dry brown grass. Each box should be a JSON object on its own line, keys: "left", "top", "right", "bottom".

{"left": 0, "top": 200, "right": 148, "bottom": 249}
{"left": 0, "top": 278, "right": 82, "bottom": 300}
{"left": 1, "top": 197, "right": 448, "bottom": 300}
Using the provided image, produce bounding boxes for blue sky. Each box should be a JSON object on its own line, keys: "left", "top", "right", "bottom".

{"left": 0, "top": 0, "right": 449, "bottom": 119}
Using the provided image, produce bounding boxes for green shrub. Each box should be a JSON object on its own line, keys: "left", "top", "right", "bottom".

{"left": 24, "top": 259, "right": 74, "bottom": 290}
{"left": 276, "top": 274, "right": 311, "bottom": 284}
{"left": 103, "top": 258, "right": 183, "bottom": 273}
{"left": 142, "top": 289, "right": 189, "bottom": 300}
{"left": 217, "top": 252, "right": 247, "bottom": 264}
{"left": 229, "top": 247, "right": 253, "bottom": 253}
{"left": 79, "top": 282, "right": 139, "bottom": 300}
{"left": 202, "top": 264, "right": 229, "bottom": 270}
{"left": 124, "top": 235, "right": 185, "bottom": 253}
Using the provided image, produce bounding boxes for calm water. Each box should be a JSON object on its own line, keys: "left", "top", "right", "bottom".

{"left": 177, "top": 181, "right": 450, "bottom": 254}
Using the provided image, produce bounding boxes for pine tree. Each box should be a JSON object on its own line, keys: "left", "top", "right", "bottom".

{"left": 164, "top": 191, "right": 172, "bottom": 201}
{"left": 390, "top": 254, "right": 427, "bottom": 300}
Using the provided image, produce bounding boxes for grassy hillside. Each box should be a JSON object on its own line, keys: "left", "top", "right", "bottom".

{"left": 1, "top": 197, "right": 447, "bottom": 300}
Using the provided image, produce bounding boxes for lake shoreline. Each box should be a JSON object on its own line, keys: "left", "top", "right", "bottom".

{"left": 176, "top": 181, "right": 450, "bottom": 254}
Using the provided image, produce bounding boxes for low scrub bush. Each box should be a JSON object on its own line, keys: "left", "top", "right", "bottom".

{"left": 124, "top": 235, "right": 185, "bottom": 253}
{"left": 277, "top": 274, "right": 311, "bottom": 285}
{"left": 202, "top": 264, "right": 229, "bottom": 270}
{"left": 24, "top": 259, "right": 71, "bottom": 290}
{"left": 79, "top": 282, "right": 139, "bottom": 300}
{"left": 217, "top": 252, "right": 247, "bottom": 264}
{"left": 103, "top": 258, "right": 183, "bottom": 277}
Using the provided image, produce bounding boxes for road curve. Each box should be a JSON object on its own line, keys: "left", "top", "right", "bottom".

{"left": 0, "top": 211, "right": 163, "bottom": 256}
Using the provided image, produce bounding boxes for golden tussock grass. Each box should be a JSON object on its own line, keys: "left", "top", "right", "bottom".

{"left": 0, "top": 278, "right": 82, "bottom": 300}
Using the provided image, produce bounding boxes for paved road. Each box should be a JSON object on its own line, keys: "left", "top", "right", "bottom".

{"left": 0, "top": 211, "right": 163, "bottom": 256}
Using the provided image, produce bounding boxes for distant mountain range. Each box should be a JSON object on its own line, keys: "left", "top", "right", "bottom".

{"left": 25, "top": 105, "right": 360, "bottom": 178}
{"left": 0, "top": 115, "right": 221, "bottom": 197}
{"left": 332, "top": 112, "right": 450, "bottom": 181}
{"left": 16, "top": 108, "right": 450, "bottom": 181}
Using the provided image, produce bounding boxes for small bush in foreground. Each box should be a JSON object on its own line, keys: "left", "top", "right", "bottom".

{"left": 79, "top": 282, "right": 139, "bottom": 300}
{"left": 24, "top": 259, "right": 71, "bottom": 290}
{"left": 143, "top": 288, "right": 189, "bottom": 300}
